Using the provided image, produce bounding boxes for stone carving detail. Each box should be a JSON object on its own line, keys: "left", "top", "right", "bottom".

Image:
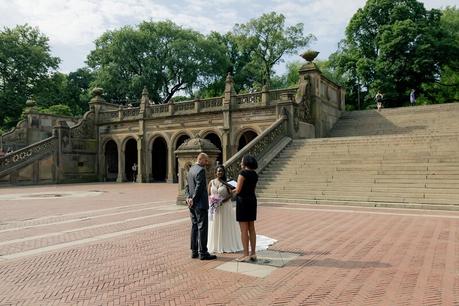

{"left": 0, "top": 137, "right": 57, "bottom": 173}
{"left": 150, "top": 104, "right": 169, "bottom": 114}
{"left": 224, "top": 118, "right": 287, "bottom": 180}
{"left": 175, "top": 101, "right": 195, "bottom": 112}
{"left": 122, "top": 107, "right": 140, "bottom": 119}
{"left": 99, "top": 111, "right": 118, "bottom": 122}
{"left": 294, "top": 75, "right": 313, "bottom": 128}
{"left": 201, "top": 97, "right": 223, "bottom": 109}
{"left": 235, "top": 93, "right": 261, "bottom": 105}
{"left": 70, "top": 112, "right": 95, "bottom": 139}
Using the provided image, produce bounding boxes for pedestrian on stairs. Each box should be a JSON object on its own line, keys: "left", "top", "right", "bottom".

{"left": 375, "top": 92, "right": 384, "bottom": 111}
{"left": 410, "top": 89, "right": 416, "bottom": 106}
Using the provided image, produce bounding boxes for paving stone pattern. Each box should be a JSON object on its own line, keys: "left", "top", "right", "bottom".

{"left": 0, "top": 183, "right": 458, "bottom": 305}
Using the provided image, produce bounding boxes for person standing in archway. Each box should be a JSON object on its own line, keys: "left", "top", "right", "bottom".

{"left": 131, "top": 163, "right": 138, "bottom": 182}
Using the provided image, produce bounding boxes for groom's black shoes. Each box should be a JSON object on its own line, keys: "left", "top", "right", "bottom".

{"left": 199, "top": 253, "right": 217, "bottom": 260}
{"left": 191, "top": 252, "right": 199, "bottom": 259}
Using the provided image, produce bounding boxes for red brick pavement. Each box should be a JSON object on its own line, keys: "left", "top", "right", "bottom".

{"left": 0, "top": 183, "right": 459, "bottom": 305}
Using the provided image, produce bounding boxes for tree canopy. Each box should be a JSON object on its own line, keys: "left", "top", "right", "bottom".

{"left": 233, "top": 12, "right": 314, "bottom": 87}
{"left": 0, "top": 24, "right": 60, "bottom": 128}
{"left": 87, "top": 21, "right": 228, "bottom": 104}
{"left": 330, "top": 0, "right": 458, "bottom": 109}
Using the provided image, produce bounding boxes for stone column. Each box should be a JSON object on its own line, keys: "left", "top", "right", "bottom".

{"left": 136, "top": 135, "right": 144, "bottom": 183}
{"left": 53, "top": 120, "right": 70, "bottom": 183}
{"left": 175, "top": 138, "right": 221, "bottom": 205}
{"left": 222, "top": 73, "right": 235, "bottom": 162}
{"left": 116, "top": 145, "right": 125, "bottom": 182}
{"left": 167, "top": 145, "right": 175, "bottom": 183}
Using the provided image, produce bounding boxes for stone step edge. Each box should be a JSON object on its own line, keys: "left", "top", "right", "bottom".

{"left": 258, "top": 197, "right": 459, "bottom": 211}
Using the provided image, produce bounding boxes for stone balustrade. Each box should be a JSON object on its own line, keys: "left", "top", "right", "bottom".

{"left": 0, "top": 136, "right": 57, "bottom": 175}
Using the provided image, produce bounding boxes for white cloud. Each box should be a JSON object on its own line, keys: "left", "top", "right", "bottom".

{"left": 1, "top": 0, "right": 457, "bottom": 72}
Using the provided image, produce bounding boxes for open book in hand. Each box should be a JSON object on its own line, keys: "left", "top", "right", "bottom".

{"left": 226, "top": 180, "right": 237, "bottom": 190}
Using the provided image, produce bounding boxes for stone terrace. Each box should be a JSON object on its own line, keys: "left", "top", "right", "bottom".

{"left": 1, "top": 183, "right": 459, "bottom": 305}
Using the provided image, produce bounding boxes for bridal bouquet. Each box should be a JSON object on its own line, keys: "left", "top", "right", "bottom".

{"left": 208, "top": 194, "right": 224, "bottom": 220}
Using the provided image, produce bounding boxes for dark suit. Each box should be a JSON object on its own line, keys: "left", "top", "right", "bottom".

{"left": 185, "top": 163, "right": 209, "bottom": 255}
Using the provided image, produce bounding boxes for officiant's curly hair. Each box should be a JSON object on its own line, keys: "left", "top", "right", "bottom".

{"left": 242, "top": 155, "right": 258, "bottom": 170}
{"left": 215, "top": 165, "right": 227, "bottom": 181}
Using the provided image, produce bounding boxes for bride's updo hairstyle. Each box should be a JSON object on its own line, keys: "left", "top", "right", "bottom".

{"left": 242, "top": 155, "right": 258, "bottom": 170}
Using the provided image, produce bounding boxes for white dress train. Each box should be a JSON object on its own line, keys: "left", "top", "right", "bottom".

{"left": 207, "top": 179, "right": 243, "bottom": 253}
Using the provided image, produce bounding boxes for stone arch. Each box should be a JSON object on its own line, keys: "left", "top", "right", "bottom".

{"left": 202, "top": 131, "right": 223, "bottom": 165}
{"left": 171, "top": 131, "right": 192, "bottom": 183}
{"left": 149, "top": 134, "right": 169, "bottom": 182}
{"left": 123, "top": 137, "right": 138, "bottom": 182}
{"left": 235, "top": 128, "right": 259, "bottom": 151}
{"left": 103, "top": 138, "right": 118, "bottom": 181}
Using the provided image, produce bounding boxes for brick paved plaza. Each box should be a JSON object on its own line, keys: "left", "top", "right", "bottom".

{"left": 0, "top": 183, "right": 458, "bottom": 305}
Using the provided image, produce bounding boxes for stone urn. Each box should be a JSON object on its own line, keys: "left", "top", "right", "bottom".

{"left": 300, "top": 50, "right": 320, "bottom": 62}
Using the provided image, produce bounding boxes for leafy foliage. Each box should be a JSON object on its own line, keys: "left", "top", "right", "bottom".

{"left": 0, "top": 24, "right": 60, "bottom": 128}
{"left": 87, "top": 21, "right": 228, "bottom": 104}
{"left": 233, "top": 12, "right": 314, "bottom": 86}
{"left": 330, "top": 0, "right": 457, "bottom": 109}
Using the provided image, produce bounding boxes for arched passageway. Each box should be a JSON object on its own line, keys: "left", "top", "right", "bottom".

{"left": 104, "top": 140, "right": 118, "bottom": 181}
{"left": 124, "top": 139, "right": 138, "bottom": 182}
{"left": 237, "top": 130, "right": 258, "bottom": 151}
{"left": 204, "top": 133, "right": 223, "bottom": 165}
{"left": 151, "top": 137, "right": 168, "bottom": 182}
{"left": 174, "top": 135, "right": 190, "bottom": 183}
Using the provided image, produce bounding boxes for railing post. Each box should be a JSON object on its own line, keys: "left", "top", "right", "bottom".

{"left": 53, "top": 120, "right": 70, "bottom": 183}
{"left": 261, "top": 85, "right": 269, "bottom": 106}
{"left": 222, "top": 73, "right": 236, "bottom": 161}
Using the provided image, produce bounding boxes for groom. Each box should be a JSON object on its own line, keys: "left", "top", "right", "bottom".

{"left": 185, "top": 153, "right": 217, "bottom": 260}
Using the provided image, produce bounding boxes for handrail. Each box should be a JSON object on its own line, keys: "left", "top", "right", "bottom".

{"left": 224, "top": 116, "right": 288, "bottom": 180}
{"left": 0, "top": 136, "right": 57, "bottom": 174}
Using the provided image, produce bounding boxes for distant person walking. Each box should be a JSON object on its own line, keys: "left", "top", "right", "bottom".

{"left": 410, "top": 89, "right": 416, "bottom": 106}
{"left": 131, "top": 162, "right": 138, "bottom": 182}
{"left": 375, "top": 92, "right": 384, "bottom": 111}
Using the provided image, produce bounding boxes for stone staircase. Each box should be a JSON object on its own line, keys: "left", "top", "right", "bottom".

{"left": 257, "top": 103, "right": 459, "bottom": 210}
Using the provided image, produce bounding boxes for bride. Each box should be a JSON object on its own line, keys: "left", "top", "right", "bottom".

{"left": 207, "top": 165, "right": 243, "bottom": 253}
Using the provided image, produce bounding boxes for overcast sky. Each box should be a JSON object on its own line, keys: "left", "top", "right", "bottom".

{"left": 1, "top": 0, "right": 457, "bottom": 74}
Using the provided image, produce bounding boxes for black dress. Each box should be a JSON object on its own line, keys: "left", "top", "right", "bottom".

{"left": 236, "top": 170, "right": 258, "bottom": 222}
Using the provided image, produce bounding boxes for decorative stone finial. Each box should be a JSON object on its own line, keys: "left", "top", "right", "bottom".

{"left": 225, "top": 72, "right": 233, "bottom": 83}
{"left": 25, "top": 98, "right": 36, "bottom": 108}
{"left": 300, "top": 50, "right": 320, "bottom": 63}
{"left": 142, "top": 86, "right": 149, "bottom": 97}
{"left": 91, "top": 87, "right": 103, "bottom": 97}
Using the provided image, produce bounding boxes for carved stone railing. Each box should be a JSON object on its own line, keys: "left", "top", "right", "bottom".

{"left": 99, "top": 111, "right": 119, "bottom": 122}
{"left": 235, "top": 92, "right": 262, "bottom": 106}
{"left": 224, "top": 116, "right": 288, "bottom": 180}
{"left": 174, "top": 101, "right": 195, "bottom": 113}
{"left": 0, "top": 120, "right": 27, "bottom": 151}
{"left": 269, "top": 87, "right": 298, "bottom": 102}
{"left": 122, "top": 107, "right": 140, "bottom": 119}
{"left": 150, "top": 104, "right": 170, "bottom": 115}
{"left": 70, "top": 112, "right": 95, "bottom": 139}
{"left": 200, "top": 97, "right": 223, "bottom": 110}
{"left": 0, "top": 136, "right": 57, "bottom": 175}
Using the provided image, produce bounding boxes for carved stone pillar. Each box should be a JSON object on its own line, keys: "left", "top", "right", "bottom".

{"left": 116, "top": 145, "right": 125, "bottom": 182}
{"left": 175, "top": 138, "right": 221, "bottom": 205}
{"left": 136, "top": 135, "right": 144, "bottom": 183}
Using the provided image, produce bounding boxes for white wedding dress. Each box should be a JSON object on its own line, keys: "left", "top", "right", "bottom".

{"left": 208, "top": 179, "right": 243, "bottom": 253}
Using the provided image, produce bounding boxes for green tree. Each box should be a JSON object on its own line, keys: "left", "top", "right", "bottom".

{"left": 421, "top": 6, "right": 459, "bottom": 104}
{"left": 330, "top": 0, "right": 456, "bottom": 108}
{"left": 233, "top": 12, "right": 315, "bottom": 86}
{"left": 87, "top": 21, "right": 227, "bottom": 104}
{"left": 0, "top": 24, "right": 60, "bottom": 128}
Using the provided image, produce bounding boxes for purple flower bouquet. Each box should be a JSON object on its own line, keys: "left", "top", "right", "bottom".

{"left": 208, "top": 194, "right": 224, "bottom": 220}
